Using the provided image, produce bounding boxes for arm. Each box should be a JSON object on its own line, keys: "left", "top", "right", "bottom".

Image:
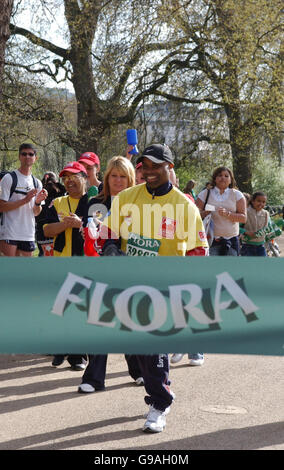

{"left": 195, "top": 197, "right": 211, "bottom": 219}
{"left": 126, "top": 145, "right": 134, "bottom": 161}
{"left": 44, "top": 213, "right": 82, "bottom": 238}
{"left": 218, "top": 197, "right": 247, "bottom": 224}
{"left": 186, "top": 247, "right": 208, "bottom": 256}
{"left": 0, "top": 188, "right": 37, "bottom": 212}
{"left": 33, "top": 189, "right": 48, "bottom": 216}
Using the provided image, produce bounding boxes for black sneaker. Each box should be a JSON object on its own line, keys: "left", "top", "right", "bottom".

{"left": 52, "top": 355, "right": 65, "bottom": 367}
{"left": 70, "top": 361, "right": 87, "bottom": 371}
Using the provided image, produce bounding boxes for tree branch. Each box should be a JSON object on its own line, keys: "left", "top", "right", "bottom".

{"left": 9, "top": 23, "right": 70, "bottom": 59}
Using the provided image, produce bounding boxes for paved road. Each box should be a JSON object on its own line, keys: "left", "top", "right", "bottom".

{"left": 0, "top": 352, "right": 283, "bottom": 451}
{"left": 1, "top": 234, "right": 284, "bottom": 452}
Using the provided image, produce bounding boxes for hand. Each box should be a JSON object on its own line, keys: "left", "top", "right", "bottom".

{"left": 35, "top": 189, "right": 48, "bottom": 204}
{"left": 126, "top": 145, "right": 134, "bottom": 160}
{"left": 63, "top": 213, "right": 82, "bottom": 229}
{"left": 24, "top": 188, "right": 38, "bottom": 203}
{"left": 218, "top": 207, "right": 231, "bottom": 218}
{"left": 245, "top": 231, "right": 255, "bottom": 238}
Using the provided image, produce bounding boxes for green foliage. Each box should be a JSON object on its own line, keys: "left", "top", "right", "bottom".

{"left": 252, "top": 155, "right": 284, "bottom": 205}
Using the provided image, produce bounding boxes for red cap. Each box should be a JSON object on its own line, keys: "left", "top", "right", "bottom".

{"left": 59, "top": 161, "right": 87, "bottom": 177}
{"left": 78, "top": 152, "right": 100, "bottom": 166}
{"left": 135, "top": 162, "right": 142, "bottom": 169}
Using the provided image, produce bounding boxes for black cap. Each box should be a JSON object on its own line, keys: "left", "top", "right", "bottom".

{"left": 136, "top": 144, "right": 174, "bottom": 165}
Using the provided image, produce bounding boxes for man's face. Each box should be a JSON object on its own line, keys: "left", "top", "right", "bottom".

{"left": 141, "top": 158, "right": 171, "bottom": 189}
{"left": 19, "top": 148, "right": 37, "bottom": 168}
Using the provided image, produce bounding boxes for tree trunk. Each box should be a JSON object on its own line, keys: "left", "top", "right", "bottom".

{"left": 0, "top": 0, "right": 13, "bottom": 97}
{"left": 225, "top": 103, "right": 253, "bottom": 193}
{"left": 231, "top": 141, "right": 253, "bottom": 194}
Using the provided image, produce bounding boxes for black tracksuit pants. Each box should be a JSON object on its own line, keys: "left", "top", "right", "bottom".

{"left": 81, "top": 354, "right": 142, "bottom": 390}
{"left": 81, "top": 354, "right": 173, "bottom": 412}
{"left": 135, "top": 354, "right": 173, "bottom": 412}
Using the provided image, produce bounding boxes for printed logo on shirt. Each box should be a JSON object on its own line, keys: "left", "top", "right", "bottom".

{"left": 126, "top": 232, "right": 161, "bottom": 257}
{"left": 158, "top": 217, "right": 177, "bottom": 239}
{"left": 198, "top": 231, "right": 207, "bottom": 242}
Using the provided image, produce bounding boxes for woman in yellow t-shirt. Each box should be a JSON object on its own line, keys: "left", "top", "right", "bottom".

{"left": 44, "top": 161, "right": 88, "bottom": 370}
{"left": 44, "top": 161, "right": 88, "bottom": 257}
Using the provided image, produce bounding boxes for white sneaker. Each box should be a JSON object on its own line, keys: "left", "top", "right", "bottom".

{"left": 143, "top": 406, "right": 167, "bottom": 433}
{"left": 170, "top": 353, "right": 184, "bottom": 364}
{"left": 78, "top": 383, "right": 95, "bottom": 393}
{"left": 135, "top": 377, "right": 144, "bottom": 386}
{"left": 188, "top": 353, "right": 204, "bottom": 366}
{"left": 143, "top": 405, "right": 171, "bottom": 418}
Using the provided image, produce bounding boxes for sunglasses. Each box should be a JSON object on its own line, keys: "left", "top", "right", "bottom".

{"left": 20, "top": 152, "right": 35, "bottom": 157}
{"left": 61, "top": 174, "right": 82, "bottom": 183}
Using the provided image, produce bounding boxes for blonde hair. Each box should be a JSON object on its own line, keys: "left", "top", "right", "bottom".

{"left": 99, "top": 156, "right": 135, "bottom": 201}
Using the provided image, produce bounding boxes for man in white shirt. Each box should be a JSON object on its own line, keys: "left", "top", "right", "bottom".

{"left": 0, "top": 143, "right": 47, "bottom": 256}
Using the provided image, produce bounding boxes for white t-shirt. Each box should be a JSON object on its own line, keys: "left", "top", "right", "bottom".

{"left": 0, "top": 170, "right": 42, "bottom": 241}
{"left": 198, "top": 187, "right": 244, "bottom": 238}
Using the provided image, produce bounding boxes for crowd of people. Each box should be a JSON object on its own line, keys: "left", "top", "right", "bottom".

{"left": 0, "top": 140, "right": 282, "bottom": 433}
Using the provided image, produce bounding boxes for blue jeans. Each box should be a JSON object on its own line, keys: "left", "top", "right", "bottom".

{"left": 241, "top": 244, "right": 267, "bottom": 257}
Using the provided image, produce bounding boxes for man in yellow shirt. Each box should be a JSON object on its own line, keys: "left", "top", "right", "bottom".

{"left": 101, "top": 144, "right": 208, "bottom": 432}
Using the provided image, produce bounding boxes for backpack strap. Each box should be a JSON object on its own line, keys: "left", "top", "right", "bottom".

{"left": 0, "top": 171, "right": 18, "bottom": 226}
{"left": 12, "top": 173, "right": 39, "bottom": 196}
{"left": 9, "top": 171, "right": 18, "bottom": 199}
{"left": 31, "top": 175, "right": 39, "bottom": 190}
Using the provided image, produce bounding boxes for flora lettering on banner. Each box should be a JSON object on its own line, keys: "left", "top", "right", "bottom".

{"left": 51, "top": 271, "right": 259, "bottom": 334}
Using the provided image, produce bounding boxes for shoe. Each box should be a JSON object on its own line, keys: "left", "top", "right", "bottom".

{"left": 143, "top": 405, "right": 171, "bottom": 418}
{"left": 143, "top": 405, "right": 167, "bottom": 433}
{"left": 71, "top": 362, "right": 87, "bottom": 371}
{"left": 170, "top": 354, "right": 184, "bottom": 364}
{"left": 51, "top": 355, "right": 65, "bottom": 367}
{"left": 78, "top": 383, "right": 105, "bottom": 393}
{"left": 78, "top": 383, "right": 95, "bottom": 393}
{"left": 188, "top": 353, "right": 204, "bottom": 366}
{"left": 135, "top": 377, "right": 144, "bottom": 386}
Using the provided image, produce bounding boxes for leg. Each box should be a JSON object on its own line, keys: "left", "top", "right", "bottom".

{"left": 78, "top": 355, "right": 107, "bottom": 392}
{"left": 16, "top": 241, "right": 36, "bottom": 257}
{"left": 136, "top": 354, "right": 173, "bottom": 433}
{"left": 136, "top": 354, "right": 173, "bottom": 411}
{"left": 125, "top": 354, "right": 144, "bottom": 384}
{"left": 0, "top": 240, "right": 17, "bottom": 256}
{"left": 16, "top": 250, "right": 33, "bottom": 257}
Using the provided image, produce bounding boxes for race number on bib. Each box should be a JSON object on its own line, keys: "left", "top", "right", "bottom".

{"left": 126, "top": 232, "right": 161, "bottom": 257}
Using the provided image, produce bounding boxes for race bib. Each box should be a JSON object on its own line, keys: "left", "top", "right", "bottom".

{"left": 126, "top": 232, "right": 161, "bottom": 257}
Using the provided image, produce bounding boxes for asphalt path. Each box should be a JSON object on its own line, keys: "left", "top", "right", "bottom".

{"left": 0, "top": 353, "right": 283, "bottom": 452}
{"left": 1, "top": 234, "right": 284, "bottom": 453}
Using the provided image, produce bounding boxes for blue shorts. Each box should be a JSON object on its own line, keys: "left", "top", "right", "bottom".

{"left": 4, "top": 240, "right": 36, "bottom": 252}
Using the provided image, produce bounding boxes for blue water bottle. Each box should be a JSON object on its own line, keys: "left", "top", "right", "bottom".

{"left": 126, "top": 129, "right": 139, "bottom": 155}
